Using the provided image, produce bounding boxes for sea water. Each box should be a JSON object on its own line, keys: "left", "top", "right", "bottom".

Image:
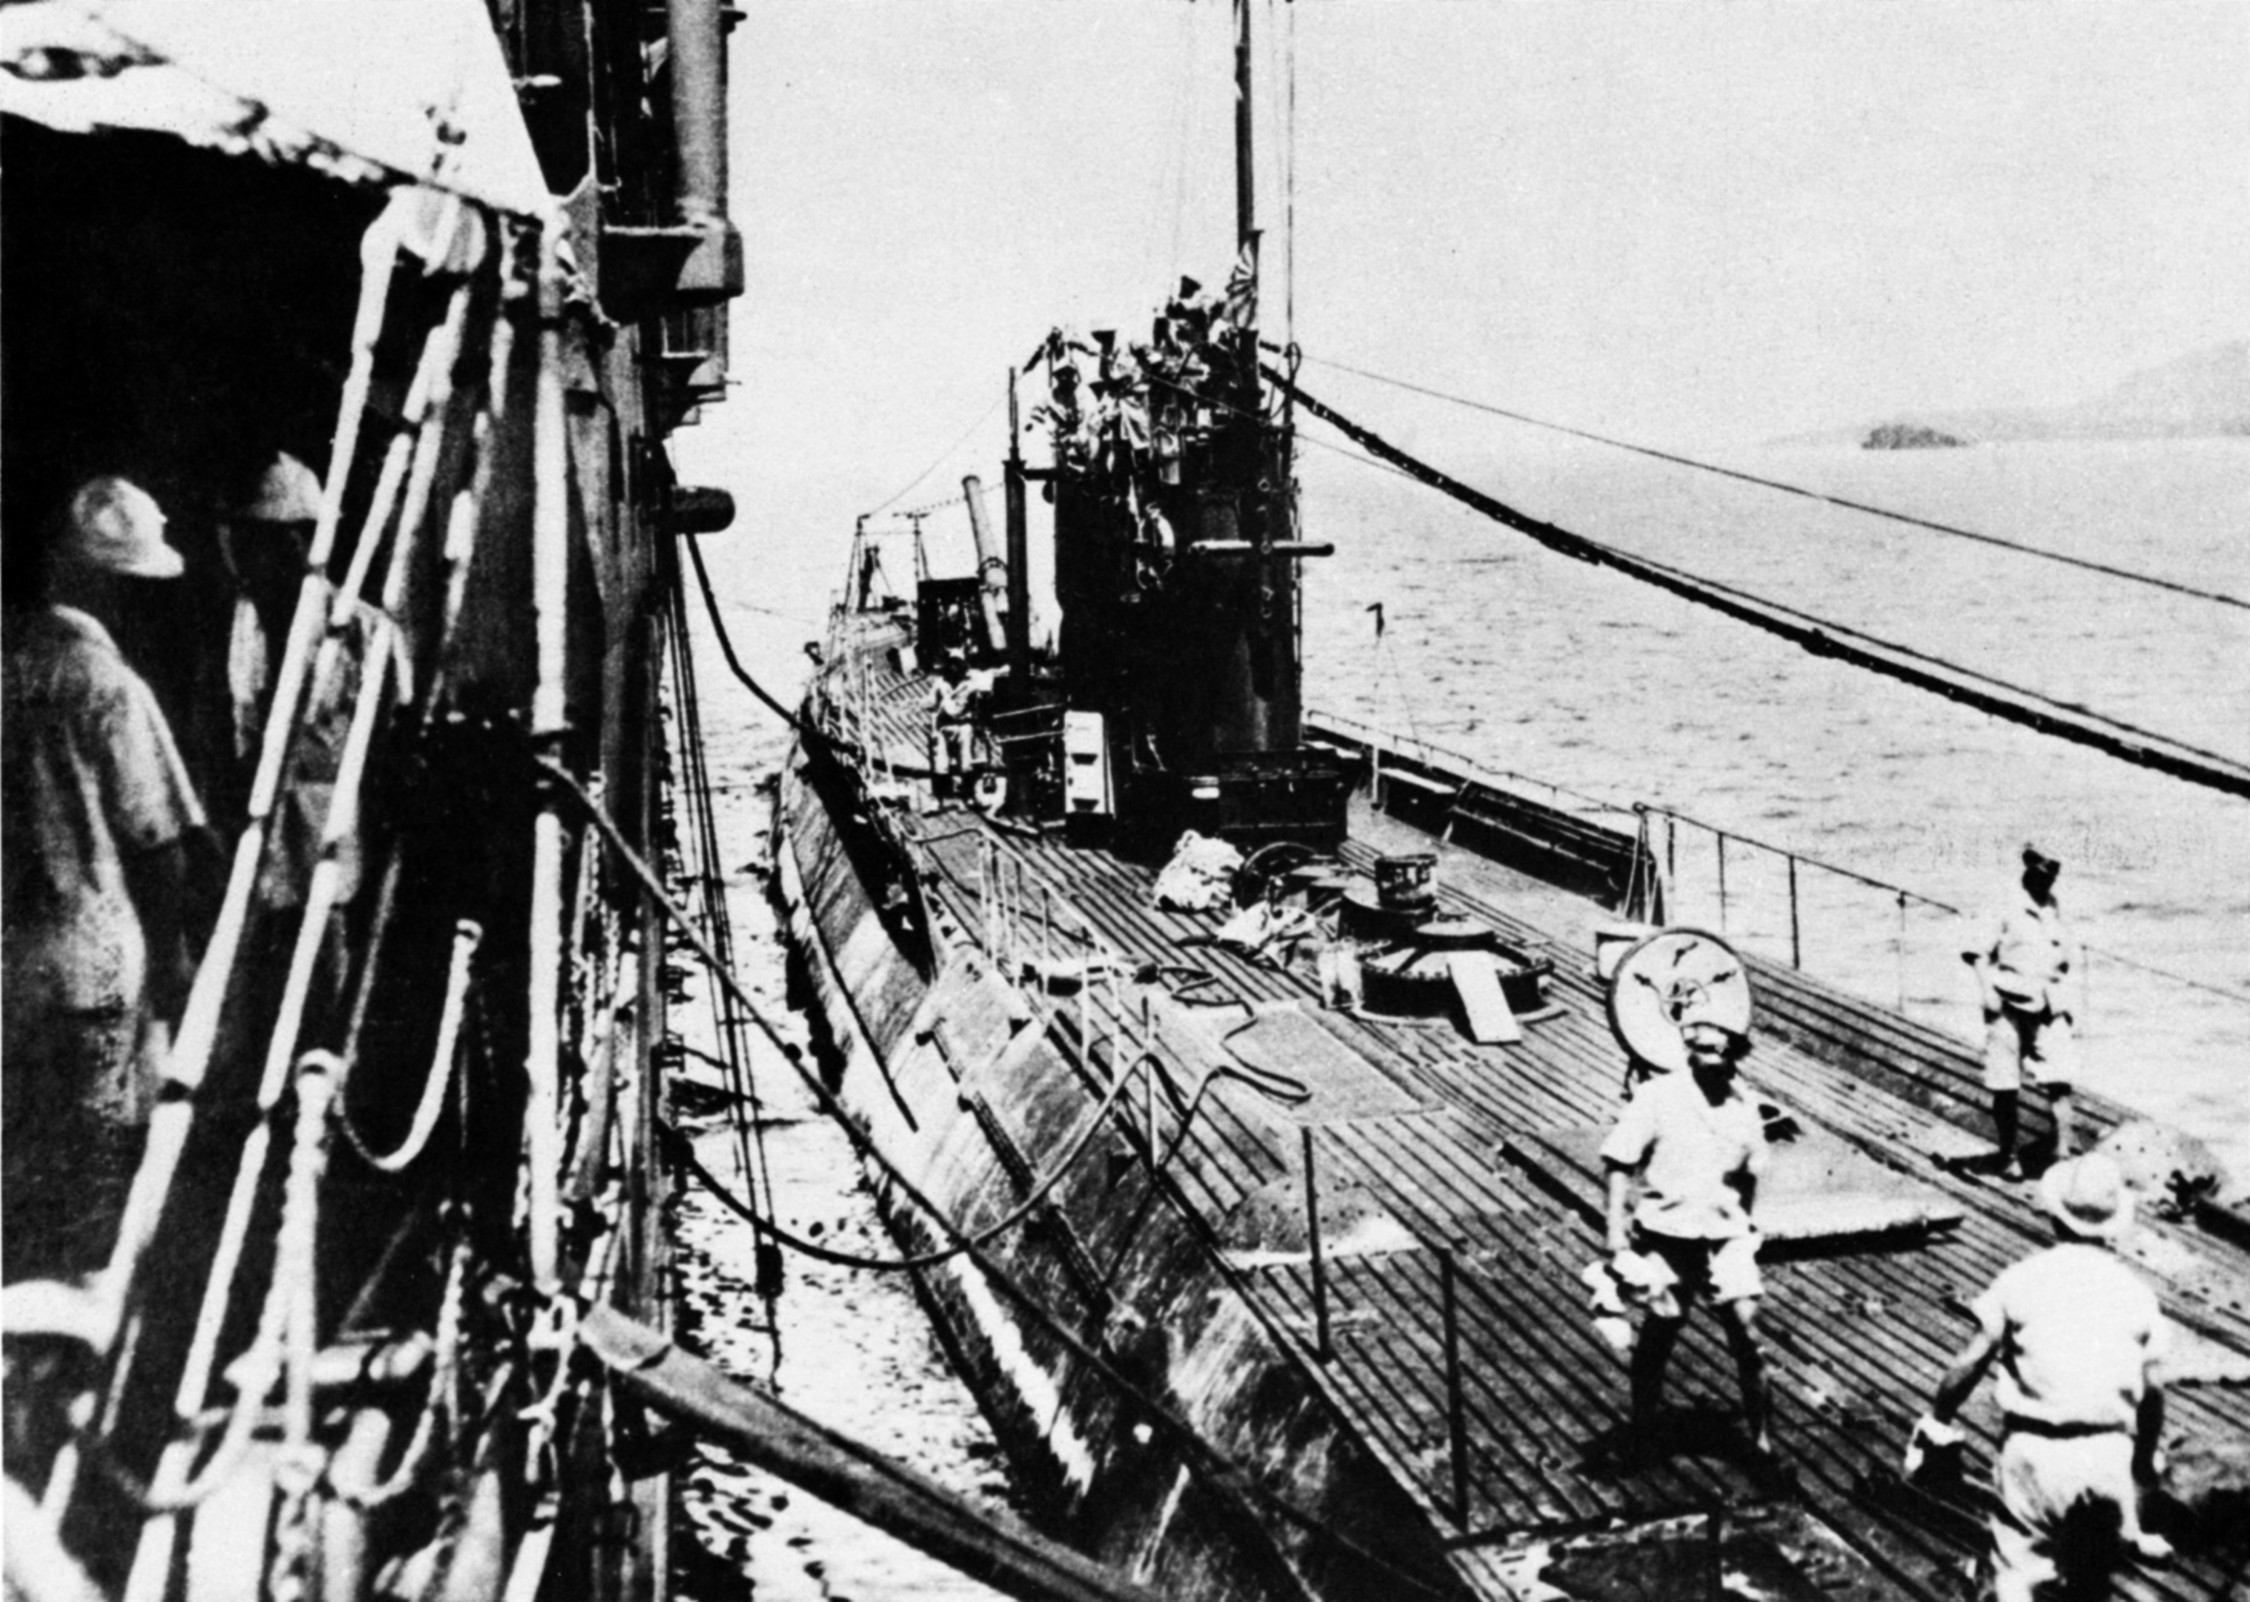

{"left": 1302, "top": 435, "right": 2249, "bottom": 1178}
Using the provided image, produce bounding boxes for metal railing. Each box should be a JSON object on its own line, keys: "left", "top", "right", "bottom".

{"left": 1644, "top": 804, "right": 2250, "bottom": 1082}
{"left": 1311, "top": 708, "right": 2250, "bottom": 1088}
{"left": 975, "top": 840, "right": 1172, "bottom": 1158}
{"left": 1311, "top": 709, "right": 1637, "bottom": 828}
{"left": 969, "top": 836, "right": 1315, "bottom": 1217}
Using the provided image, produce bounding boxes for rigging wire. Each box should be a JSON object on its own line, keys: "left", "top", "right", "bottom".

{"left": 877, "top": 487, "right": 970, "bottom": 522}
{"left": 1152, "top": 0, "right": 1198, "bottom": 291}
{"left": 1283, "top": 0, "right": 1296, "bottom": 352}
{"left": 863, "top": 392, "right": 1007, "bottom": 522}
{"left": 1276, "top": 373, "right": 2250, "bottom": 802}
{"left": 663, "top": 547, "right": 780, "bottom": 1244}
{"left": 540, "top": 755, "right": 1460, "bottom": 1602}
{"left": 1285, "top": 349, "right": 2250, "bottom": 614}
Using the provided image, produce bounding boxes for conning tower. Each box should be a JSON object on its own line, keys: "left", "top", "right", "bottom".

{"left": 1015, "top": 0, "right": 1348, "bottom": 852}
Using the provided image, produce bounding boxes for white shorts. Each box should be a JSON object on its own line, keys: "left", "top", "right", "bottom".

{"left": 1989, "top": 1428, "right": 2141, "bottom": 1602}
{"left": 1621, "top": 1229, "right": 1763, "bottom": 1320}
{"left": 1982, "top": 1005, "right": 2078, "bottom": 1093}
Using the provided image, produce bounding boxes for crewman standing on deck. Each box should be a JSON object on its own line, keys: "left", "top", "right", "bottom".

{"left": 1909, "top": 1153, "right": 2172, "bottom": 1602}
{"left": 1600, "top": 1015, "right": 1773, "bottom": 1459}
{"left": 927, "top": 652, "right": 979, "bottom": 798}
{"left": 1963, "top": 844, "right": 2084, "bottom": 1182}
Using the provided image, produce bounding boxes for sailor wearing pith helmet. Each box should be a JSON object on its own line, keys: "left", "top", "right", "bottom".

{"left": 1600, "top": 993, "right": 1773, "bottom": 1458}
{"left": 1964, "top": 842, "right": 2084, "bottom": 1180}
{"left": 59, "top": 475, "right": 182, "bottom": 580}
{"left": 1913, "top": 1153, "right": 2173, "bottom": 1601}
{"left": 2039, "top": 1148, "right": 2136, "bottom": 1242}
{"left": 220, "top": 452, "right": 322, "bottom": 763}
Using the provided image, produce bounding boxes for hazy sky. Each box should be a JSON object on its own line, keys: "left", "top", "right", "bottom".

{"left": 676, "top": 2, "right": 2247, "bottom": 621}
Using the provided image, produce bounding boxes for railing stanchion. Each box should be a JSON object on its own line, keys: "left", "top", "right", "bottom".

{"left": 1302, "top": 1127, "right": 1331, "bottom": 1363}
{"left": 1440, "top": 1247, "right": 1469, "bottom": 1528}
{"left": 1896, "top": 890, "right": 1909, "bottom": 1013}
{"left": 1077, "top": 914, "right": 1092, "bottom": 1061}
{"left": 1787, "top": 854, "right": 1802, "bottom": 970}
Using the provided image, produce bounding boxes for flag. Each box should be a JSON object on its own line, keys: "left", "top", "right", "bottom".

{"left": 1220, "top": 234, "right": 1259, "bottom": 330}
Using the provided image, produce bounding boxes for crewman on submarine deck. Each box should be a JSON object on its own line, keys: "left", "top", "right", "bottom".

{"left": 927, "top": 651, "right": 981, "bottom": 798}
{"left": 1601, "top": 1013, "right": 1774, "bottom": 1461}
{"left": 1909, "top": 1152, "right": 2172, "bottom": 1602}
{"left": 1964, "top": 843, "right": 2085, "bottom": 1182}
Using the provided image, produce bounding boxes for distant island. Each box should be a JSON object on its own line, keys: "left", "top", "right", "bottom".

{"left": 1788, "top": 339, "right": 2250, "bottom": 448}
{"left": 1863, "top": 423, "right": 1966, "bottom": 450}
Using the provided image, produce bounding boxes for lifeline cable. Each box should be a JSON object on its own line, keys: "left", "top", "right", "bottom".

{"left": 1284, "top": 348, "right": 2250, "bottom": 614}
{"left": 540, "top": 756, "right": 1461, "bottom": 1602}
{"left": 1310, "top": 710, "right": 2250, "bottom": 1006}
{"left": 658, "top": 1033, "right": 1141, "bottom": 1275}
{"left": 1273, "top": 372, "right": 2250, "bottom": 803}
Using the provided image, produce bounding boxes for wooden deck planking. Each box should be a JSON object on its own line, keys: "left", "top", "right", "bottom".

{"left": 862, "top": 770, "right": 2250, "bottom": 1600}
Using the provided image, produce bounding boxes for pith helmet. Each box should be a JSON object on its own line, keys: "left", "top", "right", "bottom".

{"left": 61, "top": 476, "right": 181, "bottom": 579}
{"left": 2040, "top": 1153, "right": 2134, "bottom": 1241}
{"left": 235, "top": 453, "right": 322, "bottom": 525}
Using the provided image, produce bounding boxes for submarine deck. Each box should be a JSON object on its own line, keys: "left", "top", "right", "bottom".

{"left": 832, "top": 641, "right": 2250, "bottom": 1602}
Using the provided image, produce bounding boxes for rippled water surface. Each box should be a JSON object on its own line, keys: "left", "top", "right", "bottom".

{"left": 666, "top": 712, "right": 1015, "bottom": 1601}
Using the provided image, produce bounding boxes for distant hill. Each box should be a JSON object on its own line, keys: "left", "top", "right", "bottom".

{"left": 1792, "top": 341, "right": 2250, "bottom": 447}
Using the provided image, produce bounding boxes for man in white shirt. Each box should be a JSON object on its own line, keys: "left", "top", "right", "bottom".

{"left": 5, "top": 481, "right": 205, "bottom": 1282}
{"left": 927, "top": 653, "right": 980, "bottom": 797}
{"left": 1601, "top": 1016, "right": 1772, "bottom": 1457}
{"left": 1963, "top": 844, "right": 2084, "bottom": 1181}
{"left": 1911, "top": 1154, "right": 2170, "bottom": 1602}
